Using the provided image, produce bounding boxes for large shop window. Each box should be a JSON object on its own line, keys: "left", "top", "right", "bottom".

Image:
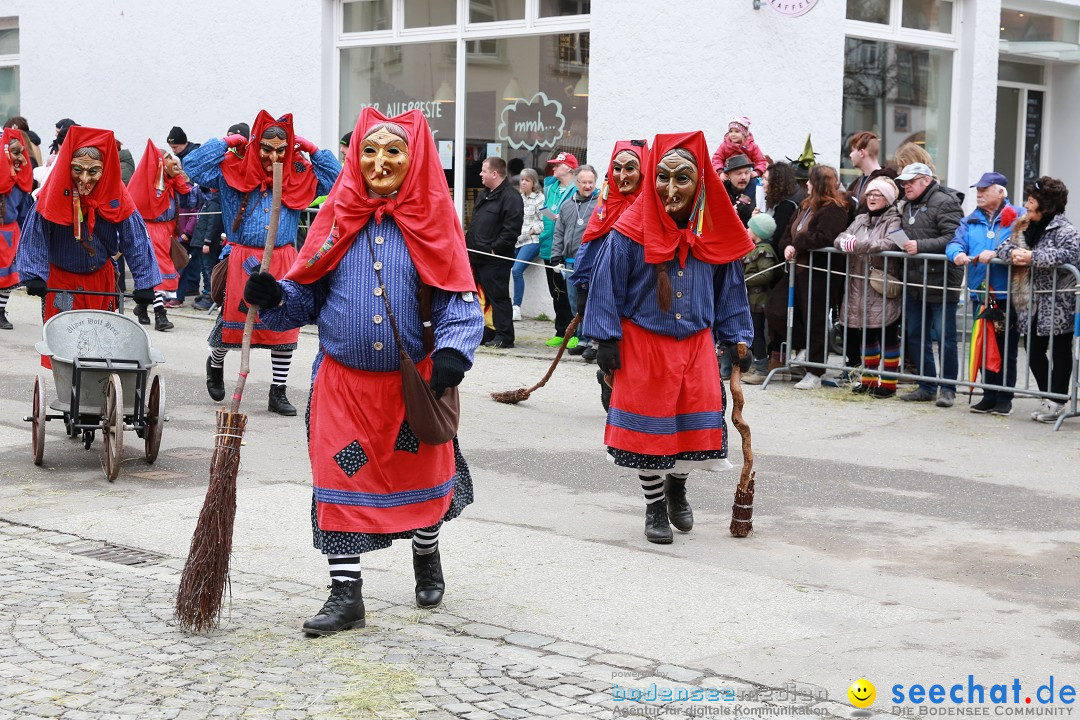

{"left": 0, "top": 17, "right": 18, "bottom": 119}
{"left": 339, "top": 42, "right": 456, "bottom": 186}
{"left": 462, "top": 32, "right": 588, "bottom": 225}
{"left": 841, "top": 38, "right": 953, "bottom": 182}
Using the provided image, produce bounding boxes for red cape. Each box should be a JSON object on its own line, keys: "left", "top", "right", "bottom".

{"left": 36, "top": 126, "right": 137, "bottom": 236}
{"left": 1, "top": 127, "right": 33, "bottom": 195}
{"left": 220, "top": 110, "right": 317, "bottom": 210}
{"left": 127, "top": 138, "right": 191, "bottom": 220}
{"left": 613, "top": 130, "right": 752, "bottom": 266}
{"left": 285, "top": 108, "right": 474, "bottom": 292}
{"left": 582, "top": 139, "right": 649, "bottom": 244}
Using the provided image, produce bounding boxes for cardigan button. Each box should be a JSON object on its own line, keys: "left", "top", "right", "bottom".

{"left": 375, "top": 236, "right": 385, "bottom": 245}
{"left": 373, "top": 341, "right": 384, "bottom": 351}
{"left": 373, "top": 315, "right": 383, "bottom": 324}
{"left": 373, "top": 287, "right": 383, "bottom": 297}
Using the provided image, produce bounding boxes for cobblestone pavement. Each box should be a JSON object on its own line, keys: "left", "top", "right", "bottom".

{"left": 1, "top": 522, "right": 854, "bottom": 720}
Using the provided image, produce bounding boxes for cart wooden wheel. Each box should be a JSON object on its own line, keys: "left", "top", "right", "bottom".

{"left": 101, "top": 373, "right": 124, "bottom": 482}
{"left": 144, "top": 374, "right": 164, "bottom": 464}
{"left": 31, "top": 375, "right": 46, "bottom": 466}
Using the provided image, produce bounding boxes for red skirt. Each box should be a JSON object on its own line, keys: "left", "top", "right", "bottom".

{"left": 220, "top": 244, "right": 300, "bottom": 346}
{"left": 309, "top": 352, "right": 457, "bottom": 534}
{"left": 605, "top": 320, "right": 726, "bottom": 458}
{"left": 148, "top": 220, "right": 179, "bottom": 292}
{"left": 41, "top": 263, "right": 117, "bottom": 369}
{"left": 0, "top": 219, "right": 19, "bottom": 289}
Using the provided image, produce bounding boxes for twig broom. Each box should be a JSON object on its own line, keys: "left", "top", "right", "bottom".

{"left": 491, "top": 313, "right": 581, "bottom": 404}
{"left": 175, "top": 163, "right": 283, "bottom": 632}
{"left": 728, "top": 342, "right": 757, "bottom": 537}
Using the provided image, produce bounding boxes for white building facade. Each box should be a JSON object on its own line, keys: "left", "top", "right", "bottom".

{"left": 1, "top": 0, "right": 1078, "bottom": 308}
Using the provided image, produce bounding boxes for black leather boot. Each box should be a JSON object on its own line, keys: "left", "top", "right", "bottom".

{"left": 664, "top": 475, "right": 694, "bottom": 532}
{"left": 413, "top": 547, "right": 446, "bottom": 609}
{"left": 303, "top": 579, "right": 366, "bottom": 636}
{"left": 153, "top": 306, "right": 174, "bottom": 331}
{"left": 133, "top": 303, "right": 150, "bottom": 325}
{"left": 645, "top": 500, "right": 673, "bottom": 544}
{"left": 268, "top": 384, "right": 297, "bottom": 416}
{"left": 0, "top": 309, "right": 11, "bottom": 330}
{"left": 597, "top": 369, "right": 612, "bottom": 412}
{"left": 205, "top": 356, "right": 225, "bottom": 402}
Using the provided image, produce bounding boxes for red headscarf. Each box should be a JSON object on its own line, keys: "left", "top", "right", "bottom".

{"left": 127, "top": 138, "right": 191, "bottom": 220}
{"left": 285, "top": 108, "right": 474, "bottom": 292}
{"left": 36, "top": 126, "right": 137, "bottom": 238}
{"left": 614, "top": 130, "right": 752, "bottom": 266}
{"left": 582, "top": 139, "right": 649, "bottom": 244}
{"left": 0, "top": 127, "right": 33, "bottom": 194}
{"left": 220, "top": 110, "right": 317, "bottom": 210}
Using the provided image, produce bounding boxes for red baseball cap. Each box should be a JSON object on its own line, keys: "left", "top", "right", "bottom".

{"left": 546, "top": 151, "right": 579, "bottom": 169}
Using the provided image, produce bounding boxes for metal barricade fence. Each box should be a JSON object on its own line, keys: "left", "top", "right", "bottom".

{"left": 761, "top": 248, "right": 1080, "bottom": 431}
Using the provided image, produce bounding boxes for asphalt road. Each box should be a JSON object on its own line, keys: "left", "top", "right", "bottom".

{"left": 2, "top": 290, "right": 1078, "bottom": 711}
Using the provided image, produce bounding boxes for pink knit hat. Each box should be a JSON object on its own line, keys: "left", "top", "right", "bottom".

{"left": 728, "top": 116, "right": 751, "bottom": 133}
{"left": 866, "top": 177, "right": 899, "bottom": 205}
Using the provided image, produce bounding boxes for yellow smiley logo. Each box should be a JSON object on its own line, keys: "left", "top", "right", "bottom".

{"left": 848, "top": 678, "right": 876, "bottom": 708}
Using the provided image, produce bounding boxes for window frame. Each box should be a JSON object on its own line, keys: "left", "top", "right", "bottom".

{"left": 844, "top": 0, "right": 960, "bottom": 186}
{"left": 334, "top": 0, "right": 589, "bottom": 219}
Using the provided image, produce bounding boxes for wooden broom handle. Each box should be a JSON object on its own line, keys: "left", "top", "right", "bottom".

{"left": 230, "top": 162, "right": 283, "bottom": 414}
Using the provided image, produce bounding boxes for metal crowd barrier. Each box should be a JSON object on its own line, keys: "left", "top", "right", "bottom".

{"left": 762, "top": 248, "right": 1080, "bottom": 431}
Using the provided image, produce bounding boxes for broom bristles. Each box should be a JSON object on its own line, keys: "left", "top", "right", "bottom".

{"left": 489, "top": 314, "right": 582, "bottom": 405}
{"left": 491, "top": 387, "right": 531, "bottom": 404}
{"left": 729, "top": 472, "right": 755, "bottom": 537}
{"left": 175, "top": 409, "right": 247, "bottom": 632}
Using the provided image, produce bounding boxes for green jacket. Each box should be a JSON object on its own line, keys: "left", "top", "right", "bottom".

{"left": 742, "top": 241, "right": 781, "bottom": 312}
{"left": 539, "top": 177, "right": 576, "bottom": 259}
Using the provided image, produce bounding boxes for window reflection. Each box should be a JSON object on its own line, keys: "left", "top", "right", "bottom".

{"left": 842, "top": 38, "right": 953, "bottom": 182}
{"left": 846, "top": 0, "right": 890, "bottom": 24}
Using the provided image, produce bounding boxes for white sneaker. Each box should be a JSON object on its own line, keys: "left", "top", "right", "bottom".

{"left": 1035, "top": 401, "right": 1065, "bottom": 424}
{"left": 1031, "top": 399, "right": 1053, "bottom": 421}
{"left": 794, "top": 373, "right": 822, "bottom": 390}
{"left": 512, "top": 305, "right": 522, "bottom": 321}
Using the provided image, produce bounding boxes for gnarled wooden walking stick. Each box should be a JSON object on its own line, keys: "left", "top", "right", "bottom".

{"left": 729, "top": 342, "right": 756, "bottom": 537}
{"left": 175, "top": 163, "right": 282, "bottom": 632}
{"left": 490, "top": 313, "right": 582, "bottom": 404}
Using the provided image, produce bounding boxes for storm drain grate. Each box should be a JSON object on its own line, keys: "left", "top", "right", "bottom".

{"left": 69, "top": 540, "right": 168, "bottom": 567}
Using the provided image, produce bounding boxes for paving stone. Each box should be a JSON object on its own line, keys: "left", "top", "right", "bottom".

{"left": 457, "top": 623, "right": 511, "bottom": 639}
{"left": 655, "top": 663, "right": 704, "bottom": 683}
{"left": 591, "top": 652, "right": 653, "bottom": 670}
{"left": 501, "top": 631, "right": 556, "bottom": 649}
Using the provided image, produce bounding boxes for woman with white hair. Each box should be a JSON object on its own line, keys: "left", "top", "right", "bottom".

{"left": 834, "top": 176, "right": 904, "bottom": 397}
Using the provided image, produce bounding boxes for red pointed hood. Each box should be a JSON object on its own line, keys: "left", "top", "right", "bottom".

{"left": 582, "top": 139, "right": 650, "bottom": 244}
{"left": 285, "top": 108, "right": 474, "bottom": 292}
{"left": 614, "top": 130, "right": 752, "bottom": 266}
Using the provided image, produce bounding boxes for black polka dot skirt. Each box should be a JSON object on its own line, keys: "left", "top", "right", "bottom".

{"left": 311, "top": 437, "right": 475, "bottom": 555}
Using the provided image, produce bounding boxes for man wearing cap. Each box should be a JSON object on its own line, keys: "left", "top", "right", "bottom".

{"left": 946, "top": 171, "right": 1024, "bottom": 415}
{"left": 538, "top": 151, "right": 577, "bottom": 346}
{"left": 722, "top": 154, "right": 756, "bottom": 228}
{"left": 166, "top": 126, "right": 200, "bottom": 162}
{"left": 894, "top": 162, "right": 964, "bottom": 406}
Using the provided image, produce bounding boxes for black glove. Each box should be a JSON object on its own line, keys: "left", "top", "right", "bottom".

{"left": 23, "top": 277, "right": 47, "bottom": 297}
{"left": 132, "top": 288, "right": 155, "bottom": 306}
{"left": 575, "top": 285, "right": 588, "bottom": 316}
{"left": 596, "top": 340, "right": 621, "bottom": 375}
{"left": 726, "top": 342, "right": 752, "bottom": 373}
{"left": 430, "top": 349, "right": 466, "bottom": 399}
{"left": 550, "top": 255, "right": 566, "bottom": 269}
{"left": 244, "top": 271, "right": 283, "bottom": 308}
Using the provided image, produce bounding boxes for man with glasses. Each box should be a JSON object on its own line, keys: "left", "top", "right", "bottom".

{"left": 894, "top": 162, "right": 964, "bottom": 406}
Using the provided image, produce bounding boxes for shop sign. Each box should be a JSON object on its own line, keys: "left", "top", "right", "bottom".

{"left": 765, "top": 0, "right": 818, "bottom": 16}
{"left": 497, "top": 92, "right": 566, "bottom": 151}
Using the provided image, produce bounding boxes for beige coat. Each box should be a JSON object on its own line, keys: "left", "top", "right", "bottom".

{"left": 834, "top": 206, "right": 903, "bottom": 328}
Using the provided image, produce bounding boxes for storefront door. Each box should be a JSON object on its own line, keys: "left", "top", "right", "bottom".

{"left": 994, "top": 62, "right": 1046, "bottom": 201}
